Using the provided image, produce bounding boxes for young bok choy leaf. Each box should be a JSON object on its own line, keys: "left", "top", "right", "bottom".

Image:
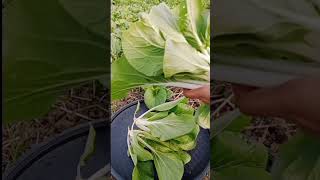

{"left": 127, "top": 96, "right": 202, "bottom": 180}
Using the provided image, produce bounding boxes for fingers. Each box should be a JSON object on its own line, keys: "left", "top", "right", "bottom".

{"left": 232, "top": 76, "right": 320, "bottom": 136}
{"left": 232, "top": 82, "right": 296, "bottom": 118}
{"left": 183, "top": 89, "right": 200, "bottom": 99}
{"left": 183, "top": 85, "right": 210, "bottom": 104}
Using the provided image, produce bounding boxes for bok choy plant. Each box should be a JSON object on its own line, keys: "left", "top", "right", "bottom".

{"left": 127, "top": 97, "right": 201, "bottom": 180}
{"left": 143, "top": 85, "right": 210, "bottom": 129}
{"left": 111, "top": 0, "right": 210, "bottom": 100}
{"left": 213, "top": 0, "right": 320, "bottom": 87}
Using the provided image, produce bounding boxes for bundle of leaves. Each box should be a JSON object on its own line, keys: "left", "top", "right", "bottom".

{"left": 213, "top": 0, "right": 320, "bottom": 86}
{"left": 112, "top": 0, "right": 210, "bottom": 100}
{"left": 144, "top": 85, "right": 210, "bottom": 129}
{"left": 127, "top": 97, "right": 202, "bottom": 180}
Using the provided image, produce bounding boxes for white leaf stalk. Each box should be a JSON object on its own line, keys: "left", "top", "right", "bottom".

{"left": 143, "top": 78, "right": 209, "bottom": 90}
{"left": 127, "top": 97, "right": 184, "bottom": 156}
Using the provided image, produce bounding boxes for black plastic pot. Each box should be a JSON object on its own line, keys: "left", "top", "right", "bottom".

{"left": 111, "top": 101, "right": 210, "bottom": 180}
{"left": 4, "top": 120, "right": 109, "bottom": 180}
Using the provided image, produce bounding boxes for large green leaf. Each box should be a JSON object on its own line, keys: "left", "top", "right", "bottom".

{"left": 137, "top": 112, "right": 196, "bottom": 141}
{"left": 211, "top": 131, "right": 271, "bottom": 179}
{"left": 142, "top": 132, "right": 181, "bottom": 152}
{"left": 211, "top": 132, "right": 268, "bottom": 170}
{"left": 111, "top": 56, "right": 167, "bottom": 100}
{"left": 132, "top": 161, "right": 154, "bottom": 180}
{"left": 122, "top": 13, "right": 165, "bottom": 76}
{"left": 163, "top": 39, "right": 209, "bottom": 79}
{"left": 179, "top": 0, "right": 206, "bottom": 50}
{"left": 3, "top": 0, "right": 107, "bottom": 123}
{"left": 171, "top": 125, "right": 200, "bottom": 151}
{"left": 111, "top": 56, "right": 207, "bottom": 100}
{"left": 212, "top": 0, "right": 320, "bottom": 86}
{"left": 271, "top": 133, "right": 320, "bottom": 180}
{"left": 148, "top": 3, "right": 186, "bottom": 42}
{"left": 153, "top": 151, "right": 184, "bottom": 180}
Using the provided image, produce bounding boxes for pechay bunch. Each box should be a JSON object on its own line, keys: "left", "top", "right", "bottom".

{"left": 127, "top": 97, "right": 201, "bottom": 180}
{"left": 143, "top": 85, "right": 210, "bottom": 129}
{"left": 213, "top": 0, "right": 320, "bottom": 86}
{"left": 111, "top": 0, "right": 210, "bottom": 100}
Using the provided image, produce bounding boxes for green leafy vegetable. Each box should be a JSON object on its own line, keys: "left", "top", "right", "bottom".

{"left": 151, "top": 97, "right": 187, "bottom": 112}
{"left": 176, "top": 150, "right": 192, "bottom": 165}
{"left": 172, "top": 103, "right": 195, "bottom": 115}
{"left": 195, "top": 104, "right": 210, "bottom": 129}
{"left": 129, "top": 131, "right": 153, "bottom": 162}
{"left": 112, "top": 0, "right": 210, "bottom": 100}
{"left": 132, "top": 161, "right": 154, "bottom": 180}
{"left": 212, "top": 0, "right": 320, "bottom": 87}
{"left": 171, "top": 125, "right": 200, "bottom": 151}
{"left": 153, "top": 151, "right": 184, "bottom": 180}
{"left": 144, "top": 86, "right": 170, "bottom": 109}
{"left": 136, "top": 113, "right": 196, "bottom": 141}
{"left": 3, "top": 0, "right": 107, "bottom": 123}
{"left": 127, "top": 96, "right": 200, "bottom": 180}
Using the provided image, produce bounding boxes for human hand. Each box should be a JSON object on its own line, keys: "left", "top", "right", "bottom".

{"left": 183, "top": 85, "right": 210, "bottom": 104}
{"left": 232, "top": 76, "right": 320, "bottom": 135}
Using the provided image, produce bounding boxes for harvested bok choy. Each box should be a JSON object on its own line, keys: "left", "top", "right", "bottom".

{"left": 111, "top": 0, "right": 210, "bottom": 100}
{"left": 213, "top": 0, "right": 320, "bottom": 87}
{"left": 127, "top": 97, "right": 201, "bottom": 180}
